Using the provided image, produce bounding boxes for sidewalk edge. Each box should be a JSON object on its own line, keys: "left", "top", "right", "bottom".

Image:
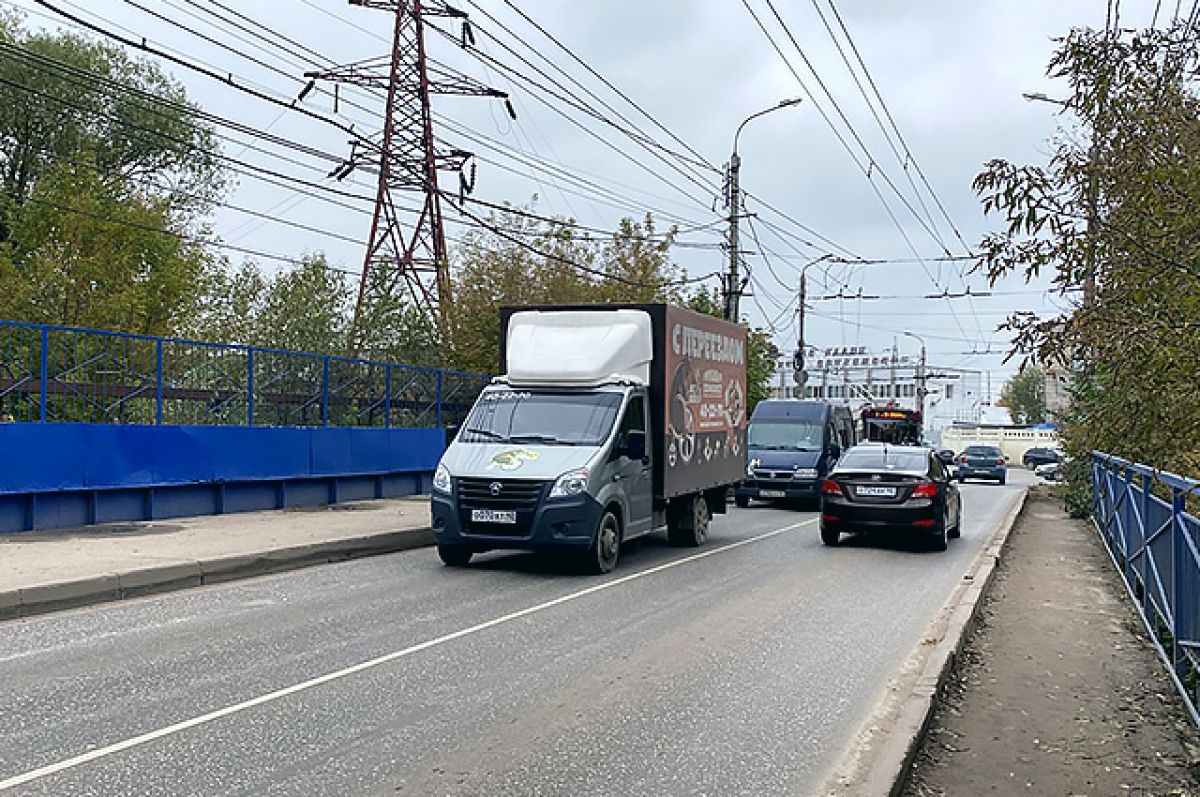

{"left": 820, "top": 487, "right": 1030, "bottom": 797}
{"left": 0, "top": 526, "right": 434, "bottom": 621}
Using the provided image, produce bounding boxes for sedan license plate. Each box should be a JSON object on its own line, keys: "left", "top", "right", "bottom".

{"left": 759, "top": 489, "right": 786, "bottom": 498}
{"left": 856, "top": 485, "right": 896, "bottom": 498}
{"left": 471, "top": 509, "right": 516, "bottom": 524}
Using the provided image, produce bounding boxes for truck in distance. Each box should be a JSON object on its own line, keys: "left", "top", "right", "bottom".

{"left": 430, "top": 304, "right": 748, "bottom": 573}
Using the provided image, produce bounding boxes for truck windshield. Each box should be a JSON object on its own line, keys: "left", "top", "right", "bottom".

{"left": 461, "top": 390, "right": 623, "bottom": 446}
{"left": 748, "top": 420, "right": 823, "bottom": 451}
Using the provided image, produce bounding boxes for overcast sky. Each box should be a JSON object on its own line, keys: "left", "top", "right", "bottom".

{"left": 12, "top": 0, "right": 1160, "bottom": 392}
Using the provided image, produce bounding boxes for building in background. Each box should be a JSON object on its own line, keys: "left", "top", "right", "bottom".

{"left": 769, "top": 345, "right": 987, "bottom": 441}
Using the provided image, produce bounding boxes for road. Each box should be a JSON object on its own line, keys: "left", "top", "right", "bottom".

{"left": 0, "top": 472, "right": 1031, "bottom": 796}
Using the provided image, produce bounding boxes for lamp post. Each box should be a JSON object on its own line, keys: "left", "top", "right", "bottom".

{"left": 1022, "top": 91, "right": 1097, "bottom": 307}
{"left": 903, "top": 330, "right": 927, "bottom": 440}
{"left": 724, "top": 97, "right": 803, "bottom": 321}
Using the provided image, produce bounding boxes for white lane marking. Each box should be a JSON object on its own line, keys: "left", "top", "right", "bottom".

{"left": 0, "top": 518, "right": 816, "bottom": 791}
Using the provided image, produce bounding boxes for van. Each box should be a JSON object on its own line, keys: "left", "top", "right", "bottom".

{"left": 735, "top": 400, "right": 856, "bottom": 507}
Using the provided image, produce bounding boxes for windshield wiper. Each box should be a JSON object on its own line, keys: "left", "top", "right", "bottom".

{"left": 510, "top": 434, "right": 578, "bottom": 445}
{"left": 463, "top": 427, "right": 510, "bottom": 442}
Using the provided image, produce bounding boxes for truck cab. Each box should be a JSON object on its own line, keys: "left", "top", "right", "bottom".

{"left": 735, "top": 400, "right": 856, "bottom": 508}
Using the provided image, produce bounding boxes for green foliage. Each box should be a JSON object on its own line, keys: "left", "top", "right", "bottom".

{"left": 974, "top": 21, "right": 1200, "bottom": 485}
{"left": 997, "top": 366, "right": 1046, "bottom": 424}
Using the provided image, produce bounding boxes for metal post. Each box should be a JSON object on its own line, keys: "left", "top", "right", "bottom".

{"left": 155, "top": 339, "right": 164, "bottom": 425}
{"left": 1172, "top": 486, "right": 1185, "bottom": 676}
{"left": 384, "top": 363, "right": 392, "bottom": 429}
{"left": 724, "top": 151, "right": 741, "bottom": 322}
{"left": 247, "top": 348, "right": 255, "bottom": 426}
{"left": 39, "top": 326, "right": 48, "bottom": 422}
{"left": 322, "top": 357, "right": 330, "bottom": 427}
{"left": 435, "top": 370, "right": 444, "bottom": 427}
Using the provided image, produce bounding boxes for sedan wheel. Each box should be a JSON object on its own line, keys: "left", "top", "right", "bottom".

{"left": 929, "top": 521, "right": 949, "bottom": 552}
{"left": 820, "top": 525, "right": 840, "bottom": 546}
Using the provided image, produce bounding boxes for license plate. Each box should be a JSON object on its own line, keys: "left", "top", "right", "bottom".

{"left": 471, "top": 509, "right": 516, "bottom": 524}
{"left": 759, "top": 489, "right": 786, "bottom": 498}
{"left": 856, "top": 486, "right": 896, "bottom": 497}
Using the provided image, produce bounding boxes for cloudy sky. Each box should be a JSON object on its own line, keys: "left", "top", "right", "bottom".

{"left": 12, "top": 0, "right": 1161, "bottom": 393}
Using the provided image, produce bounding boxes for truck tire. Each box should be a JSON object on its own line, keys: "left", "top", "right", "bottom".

{"left": 584, "top": 511, "right": 621, "bottom": 574}
{"left": 437, "top": 544, "right": 473, "bottom": 567}
{"left": 667, "top": 494, "right": 709, "bottom": 547}
{"left": 735, "top": 494, "right": 750, "bottom": 509}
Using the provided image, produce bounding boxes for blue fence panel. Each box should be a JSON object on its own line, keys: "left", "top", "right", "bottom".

{"left": 1092, "top": 452, "right": 1200, "bottom": 728}
{"left": 0, "top": 319, "right": 488, "bottom": 430}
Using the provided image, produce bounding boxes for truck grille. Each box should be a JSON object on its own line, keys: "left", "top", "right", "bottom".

{"left": 753, "top": 469, "right": 793, "bottom": 481}
{"left": 457, "top": 477, "right": 546, "bottom": 510}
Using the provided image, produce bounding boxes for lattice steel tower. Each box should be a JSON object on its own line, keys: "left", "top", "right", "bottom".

{"left": 308, "top": 0, "right": 507, "bottom": 350}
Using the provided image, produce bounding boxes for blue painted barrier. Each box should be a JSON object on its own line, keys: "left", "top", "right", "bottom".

{"left": 1092, "top": 452, "right": 1200, "bottom": 727}
{"left": 0, "top": 424, "right": 447, "bottom": 533}
{"left": 0, "top": 319, "right": 492, "bottom": 533}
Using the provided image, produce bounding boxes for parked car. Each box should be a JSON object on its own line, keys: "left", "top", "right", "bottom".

{"left": 820, "top": 444, "right": 962, "bottom": 551}
{"left": 1022, "top": 446, "right": 1061, "bottom": 469}
{"left": 957, "top": 445, "right": 1007, "bottom": 484}
{"left": 1035, "top": 461, "right": 1063, "bottom": 481}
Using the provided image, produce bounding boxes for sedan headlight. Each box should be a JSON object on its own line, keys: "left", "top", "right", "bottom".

{"left": 433, "top": 462, "right": 452, "bottom": 494}
{"left": 792, "top": 468, "right": 818, "bottom": 479}
{"left": 549, "top": 467, "right": 590, "bottom": 499}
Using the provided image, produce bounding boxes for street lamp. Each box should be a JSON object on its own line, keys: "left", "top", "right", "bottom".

{"left": 723, "top": 97, "right": 804, "bottom": 321}
{"left": 902, "top": 330, "right": 927, "bottom": 439}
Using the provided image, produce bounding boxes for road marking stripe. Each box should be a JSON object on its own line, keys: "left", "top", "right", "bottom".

{"left": 0, "top": 517, "right": 816, "bottom": 791}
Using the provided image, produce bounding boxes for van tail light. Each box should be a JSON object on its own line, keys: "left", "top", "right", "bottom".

{"left": 958, "top": 455, "right": 968, "bottom": 464}
{"left": 821, "top": 479, "right": 841, "bottom": 496}
{"left": 911, "top": 481, "right": 939, "bottom": 498}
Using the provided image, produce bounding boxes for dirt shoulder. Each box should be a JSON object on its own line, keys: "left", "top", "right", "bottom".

{"left": 902, "top": 487, "right": 1200, "bottom": 796}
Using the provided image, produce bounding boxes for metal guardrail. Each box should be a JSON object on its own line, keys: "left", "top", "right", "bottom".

{"left": 0, "top": 319, "right": 488, "bottom": 428}
{"left": 1092, "top": 451, "right": 1200, "bottom": 726}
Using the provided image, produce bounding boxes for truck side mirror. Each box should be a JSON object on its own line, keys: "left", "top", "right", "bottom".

{"left": 826, "top": 442, "right": 841, "bottom": 460}
{"left": 625, "top": 430, "right": 647, "bottom": 461}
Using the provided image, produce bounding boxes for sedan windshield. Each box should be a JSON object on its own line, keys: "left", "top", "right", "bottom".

{"left": 461, "top": 389, "right": 622, "bottom": 446}
{"left": 748, "top": 420, "right": 823, "bottom": 451}
{"left": 837, "top": 448, "right": 928, "bottom": 473}
{"left": 964, "top": 446, "right": 1002, "bottom": 457}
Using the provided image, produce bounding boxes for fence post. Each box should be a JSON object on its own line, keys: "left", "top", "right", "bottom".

{"left": 436, "top": 370, "right": 444, "bottom": 428}
{"left": 322, "top": 357, "right": 330, "bottom": 427}
{"left": 39, "top": 326, "right": 48, "bottom": 422}
{"left": 1171, "top": 486, "right": 1185, "bottom": 679}
{"left": 154, "top": 338, "right": 164, "bottom": 427}
{"left": 384, "top": 364, "right": 392, "bottom": 429}
{"left": 247, "top": 348, "right": 255, "bottom": 426}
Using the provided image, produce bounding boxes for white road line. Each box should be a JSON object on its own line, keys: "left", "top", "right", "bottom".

{"left": 0, "top": 518, "right": 816, "bottom": 791}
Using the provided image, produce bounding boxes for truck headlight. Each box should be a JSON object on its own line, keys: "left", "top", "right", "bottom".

{"left": 433, "top": 463, "right": 452, "bottom": 494}
{"left": 549, "top": 467, "right": 590, "bottom": 499}
{"left": 792, "top": 468, "right": 818, "bottom": 479}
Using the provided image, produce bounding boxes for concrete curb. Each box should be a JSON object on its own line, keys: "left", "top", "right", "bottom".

{"left": 820, "top": 487, "right": 1030, "bottom": 797}
{"left": 0, "top": 526, "right": 434, "bottom": 620}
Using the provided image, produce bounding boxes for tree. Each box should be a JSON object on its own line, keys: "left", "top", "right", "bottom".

{"left": 252, "top": 253, "right": 349, "bottom": 355}
{"left": 997, "top": 366, "right": 1046, "bottom": 424}
{"left": 973, "top": 21, "right": 1200, "bottom": 485}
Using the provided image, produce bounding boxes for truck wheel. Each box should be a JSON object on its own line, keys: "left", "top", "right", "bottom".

{"left": 585, "top": 511, "right": 621, "bottom": 574}
{"left": 437, "top": 544, "right": 473, "bottom": 567}
{"left": 735, "top": 494, "right": 750, "bottom": 509}
{"left": 668, "top": 494, "right": 709, "bottom": 547}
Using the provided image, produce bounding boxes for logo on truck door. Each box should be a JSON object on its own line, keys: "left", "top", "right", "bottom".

{"left": 487, "top": 449, "right": 540, "bottom": 471}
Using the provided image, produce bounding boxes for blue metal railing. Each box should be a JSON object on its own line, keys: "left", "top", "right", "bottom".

{"left": 1092, "top": 452, "right": 1200, "bottom": 726}
{"left": 0, "top": 319, "right": 488, "bottom": 428}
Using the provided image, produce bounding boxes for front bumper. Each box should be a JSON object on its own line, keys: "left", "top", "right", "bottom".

{"left": 431, "top": 491, "right": 604, "bottom": 551}
{"left": 736, "top": 478, "right": 819, "bottom": 501}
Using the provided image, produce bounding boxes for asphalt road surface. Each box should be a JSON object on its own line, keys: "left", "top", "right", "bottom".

{"left": 0, "top": 472, "right": 1032, "bottom": 796}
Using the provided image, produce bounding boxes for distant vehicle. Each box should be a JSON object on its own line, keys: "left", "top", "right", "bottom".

{"left": 1022, "top": 447, "right": 1061, "bottom": 469}
{"left": 957, "top": 445, "right": 1007, "bottom": 484}
{"left": 819, "top": 444, "right": 962, "bottom": 551}
{"left": 1035, "top": 461, "right": 1063, "bottom": 481}
{"left": 431, "top": 304, "right": 748, "bottom": 574}
{"left": 735, "top": 400, "right": 856, "bottom": 508}
{"left": 861, "top": 406, "right": 923, "bottom": 445}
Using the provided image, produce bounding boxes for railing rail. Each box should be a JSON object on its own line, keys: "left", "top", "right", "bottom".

{"left": 0, "top": 319, "right": 488, "bottom": 428}
{"left": 1092, "top": 451, "right": 1200, "bottom": 727}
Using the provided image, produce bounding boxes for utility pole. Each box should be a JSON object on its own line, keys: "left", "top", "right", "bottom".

{"left": 308, "top": 0, "right": 509, "bottom": 352}
{"left": 723, "top": 98, "right": 802, "bottom": 321}
{"left": 792, "top": 253, "right": 831, "bottom": 392}
{"left": 903, "top": 330, "right": 927, "bottom": 440}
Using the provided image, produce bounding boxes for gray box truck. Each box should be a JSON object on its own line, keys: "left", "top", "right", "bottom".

{"left": 430, "top": 304, "right": 748, "bottom": 573}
